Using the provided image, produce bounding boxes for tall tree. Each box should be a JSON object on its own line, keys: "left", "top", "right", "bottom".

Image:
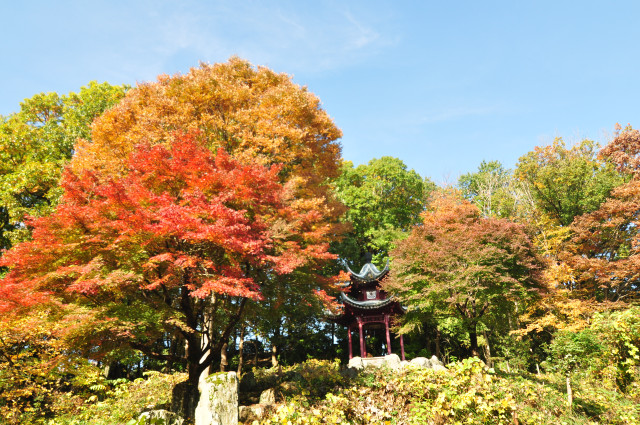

{"left": 1, "top": 59, "right": 343, "bottom": 418}
{"left": 558, "top": 126, "right": 640, "bottom": 304}
{"left": 0, "top": 82, "right": 128, "bottom": 248}
{"left": 515, "top": 138, "right": 623, "bottom": 227}
{"left": 0, "top": 134, "right": 335, "bottom": 417}
{"left": 332, "top": 157, "right": 434, "bottom": 267}
{"left": 386, "top": 191, "right": 542, "bottom": 357}
{"left": 71, "top": 57, "right": 342, "bottom": 197}
{"left": 459, "top": 160, "right": 532, "bottom": 219}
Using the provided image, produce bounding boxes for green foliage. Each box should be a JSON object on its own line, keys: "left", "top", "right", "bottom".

{"left": 47, "top": 371, "right": 186, "bottom": 425}
{"left": 543, "top": 329, "right": 603, "bottom": 376}
{"left": 388, "top": 191, "right": 542, "bottom": 357}
{"left": 251, "top": 358, "right": 344, "bottom": 400}
{"left": 262, "top": 356, "right": 640, "bottom": 424}
{"left": 332, "top": 157, "right": 434, "bottom": 266}
{"left": 515, "top": 138, "right": 624, "bottom": 226}
{"left": 402, "top": 358, "right": 516, "bottom": 424}
{"left": 0, "top": 82, "right": 128, "bottom": 247}
{"left": 0, "top": 312, "right": 105, "bottom": 425}
{"left": 592, "top": 307, "right": 640, "bottom": 392}
{"left": 459, "top": 160, "right": 530, "bottom": 219}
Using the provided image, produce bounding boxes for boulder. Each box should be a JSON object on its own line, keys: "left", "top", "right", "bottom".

{"left": 361, "top": 357, "right": 386, "bottom": 368}
{"left": 432, "top": 364, "right": 447, "bottom": 372}
{"left": 410, "top": 357, "right": 430, "bottom": 368}
{"left": 238, "top": 404, "right": 274, "bottom": 423}
{"left": 259, "top": 388, "right": 276, "bottom": 405}
{"left": 383, "top": 354, "right": 401, "bottom": 370}
{"left": 430, "top": 355, "right": 444, "bottom": 367}
{"left": 137, "top": 409, "right": 184, "bottom": 425}
{"left": 195, "top": 371, "right": 238, "bottom": 425}
{"left": 348, "top": 356, "right": 364, "bottom": 370}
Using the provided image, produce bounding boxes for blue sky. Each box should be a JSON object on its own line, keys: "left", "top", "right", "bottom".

{"left": 2, "top": 1, "right": 639, "bottom": 184}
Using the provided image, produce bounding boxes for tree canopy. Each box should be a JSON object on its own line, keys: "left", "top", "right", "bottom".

{"left": 0, "top": 133, "right": 336, "bottom": 414}
{"left": 386, "top": 191, "right": 542, "bottom": 356}
{"left": 459, "top": 160, "right": 532, "bottom": 219}
{"left": 72, "top": 58, "right": 342, "bottom": 195}
{"left": 558, "top": 126, "right": 640, "bottom": 304}
{"left": 332, "top": 156, "right": 434, "bottom": 267}
{"left": 0, "top": 59, "right": 344, "bottom": 418}
{"left": 0, "top": 82, "right": 128, "bottom": 249}
{"left": 515, "top": 138, "right": 623, "bottom": 227}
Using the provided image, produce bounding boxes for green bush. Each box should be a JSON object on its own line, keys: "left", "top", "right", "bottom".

{"left": 592, "top": 307, "right": 640, "bottom": 392}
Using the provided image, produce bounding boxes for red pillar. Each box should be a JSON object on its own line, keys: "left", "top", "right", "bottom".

{"left": 348, "top": 324, "right": 353, "bottom": 359}
{"left": 400, "top": 334, "right": 405, "bottom": 361}
{"left": 358, "top": 318, "right": 365, "bottom": 357}
{"left": 384, "top": 315, "right": 392, "bottom": 355}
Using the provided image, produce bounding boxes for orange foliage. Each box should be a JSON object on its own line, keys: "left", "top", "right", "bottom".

{"left": 72, "top": 57, "right": 342, "bottom": 198}
{"left": 388, "top": 190, "right": 543, "bottom": 355}
{"left": 521, "top": 126, "right": 640, "bottom": 334}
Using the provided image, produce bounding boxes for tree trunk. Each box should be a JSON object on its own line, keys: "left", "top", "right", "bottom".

{"left": 469, "top": 324, "right": 479, "bottom": 357}
{"left": 254, "top": 339, "right": 259, "bottom": 366}
{"left": 172, "top": 331, "right": 204, "bottom": 422}
{"left": 220, "top": 341, "right": 228, "bottom": 372}
{"left": 271, "top": 344, "right": 278, "bottom": 367}
{"left": 482, "top": 330, "right": 492, "bottom": 367}
{"left": 435, "top": 327, "right": 441, "bottom": 359}
{"left": 566, "top": 376, "right": 573, "bottom": 408}
{"left": 237, "top": 326, "right": 245, "bottom": 379}
{"left": 271, "top": 325, "right": 280, "bottom": 367}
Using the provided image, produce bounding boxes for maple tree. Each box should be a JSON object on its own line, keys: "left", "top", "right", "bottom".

{"left": 386, "top": 191, "right": 542, "bottom": 357}
{"left": 511, "top": 138, "right": 625, "bottom": 334}
{"left": 0, "top": 82, "right": 128, "bottom": 249}
{"left": 0, "top": 132, "right": 335, "bottom": 416}
{"left": 556, "top": 126, "right": 640, "bottom": 305}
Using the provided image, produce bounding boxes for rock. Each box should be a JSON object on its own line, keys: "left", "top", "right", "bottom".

{"left": 400, "top": 360, "right": 410, "bottom": 369}
{"left": 383, "top": 354, "right": 401, "bottom": 370}
{"left": 259, "top": 388, "right": 276, "bottom": 405}
{"left": 348, "top": 356, "right": 364, "bottom": 370}
{"left": 432, "top": 364, "right": 447, "bottom": 372}
{"left": 410, "top": 357, "right": 430, "bottom": 368}
{"left": 138, "top": 409, "right": 184, "bottom": 425}
{"left": 195, "top": 371, "right": 238, "bottom": 425}
{"left": 238, "top": 404, "right": 274, "bottom": 423}
{"left": 430, "top": 355, "right": 444, "bottom": 367}
{"left": 171, "top": 381, "right": 198, "bottom": 421}
{"left": 361, "top": 357, "right": 386, "bottom": 368}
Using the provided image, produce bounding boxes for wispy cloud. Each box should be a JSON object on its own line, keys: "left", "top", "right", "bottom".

{"left": 420, "top": 106, "right": 502, "bottom": 124}
{"left": 121, "top": 1, "right": 397, "bottom": 77}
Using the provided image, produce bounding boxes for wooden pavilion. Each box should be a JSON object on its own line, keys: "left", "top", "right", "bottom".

{"left": 331, "top": 258, "right": 405, "bottom": 360}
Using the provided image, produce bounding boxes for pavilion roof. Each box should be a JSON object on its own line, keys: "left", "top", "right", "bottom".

{"left": 345, "top": 259, "right": 390, "bottom": 283}
{"left": 339, "top": 292, "right": 395, "bottom": 310}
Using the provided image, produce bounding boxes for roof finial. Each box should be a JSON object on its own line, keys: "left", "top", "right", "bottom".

{"left": 363, "top": 252, "right": 373, "bottom": 264}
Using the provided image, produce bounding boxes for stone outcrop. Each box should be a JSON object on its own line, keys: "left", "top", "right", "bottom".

{"left": 348, "top": 355, "right": 447, "bottom": 373}
{"left": 408, "top": 355, "right": 446, "bottom": 371}
{"left": 195, "top": 371, "right": 238, "bottom": 425}
{"left": 347, "top": 354, "right": 402, "bottom": 371}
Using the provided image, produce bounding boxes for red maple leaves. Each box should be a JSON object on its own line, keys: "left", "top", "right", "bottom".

{"left": 0, "top": 133, "right": 333, "bottom": 313}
